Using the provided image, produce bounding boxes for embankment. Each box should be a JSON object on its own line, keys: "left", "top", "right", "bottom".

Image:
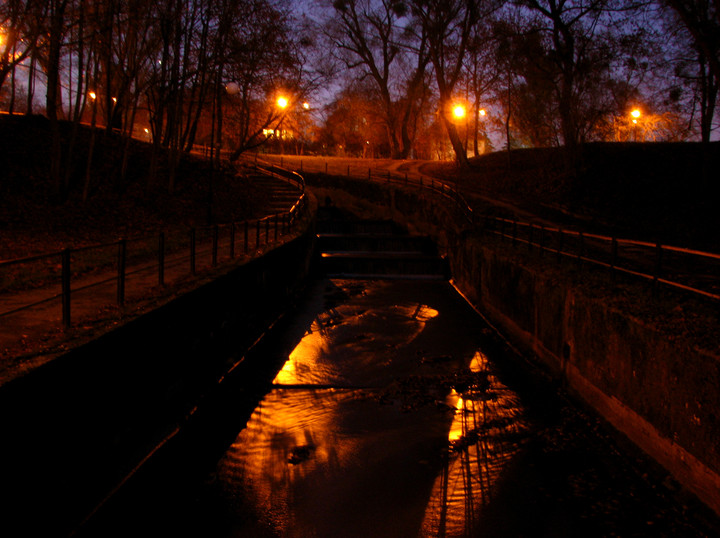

{"left": 309, "top": 174, "right": 720, "bottom": 518}
{"left": 0, "top": 196, "right": 317, "bottom": 537}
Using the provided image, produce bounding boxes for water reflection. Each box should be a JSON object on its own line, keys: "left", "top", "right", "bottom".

{"left": 273, "top": 281, "right": 441, "bottom": 387}
{"left": 216, "top": 280, "right": 530, "bottom": 537}
{"left": 422, "top": 352, "right": 528, "bottom": 536}
{"left": 216, "top": 388, "right": 451, "bottom": 537}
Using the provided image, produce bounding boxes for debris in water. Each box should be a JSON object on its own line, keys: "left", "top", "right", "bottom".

{"left": 288, "top": 445, "right": 315, "bottom": 465}
{"left": 420, "top": 354, "right": 454, "bottom": 364}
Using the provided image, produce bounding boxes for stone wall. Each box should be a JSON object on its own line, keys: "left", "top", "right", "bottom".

{"left": 401, "top": 188, "right": 720, "bottom": 518}
{"left": 0, "top": 197, "right": 318, "bottom": 537}
{"left": 309, "top": 177, "right": 720, "bottom": 517}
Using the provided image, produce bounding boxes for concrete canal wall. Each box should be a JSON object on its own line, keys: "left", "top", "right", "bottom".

{"left": 0, "top": 196, "right": 318, "bottom": 536}
{"left": 445, "top": 232, "right": 720, "bottom": 518}
{"left": 311, "top": 176, "right": 720, "bottom": 518}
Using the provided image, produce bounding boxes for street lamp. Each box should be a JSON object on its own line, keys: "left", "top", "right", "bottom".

{"left": 452, "top": 104, "right": 466, "bottom": 120}
{"left": 630, "top": 108, "right": 641, "bottom": 141}
{"left": 275, "top": 96, "right": 290, "bottom": 154}
{"left": 88, "top": 91, "right": 99, "bottom": 129}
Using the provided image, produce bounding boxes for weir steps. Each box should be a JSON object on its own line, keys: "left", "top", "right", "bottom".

{"left": 315, "top": 212, "right": 448, "bottom": 280}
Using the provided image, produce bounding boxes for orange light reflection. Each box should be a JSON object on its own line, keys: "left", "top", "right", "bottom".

{"left": 422, "top": 351, "right": 529, "bottom": 536}
{"left": 273, "top": 325, "right": 329, "bottom": 385}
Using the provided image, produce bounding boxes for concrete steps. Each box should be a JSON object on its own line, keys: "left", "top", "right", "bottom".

{"left": 248, "top": 174, "right": 303, "bottom": 216}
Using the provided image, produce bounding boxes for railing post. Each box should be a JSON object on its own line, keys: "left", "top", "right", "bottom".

{"left": 654, "top": 242, "right": 663, "bottom": 290}
{"left": 528, "top": 223, "right": 534, "bottom": 251}
{"left": 190, "top": 228, "right": 196, "bottom": 275}
{"left": 368, "top": 168, "right": 371, "bottom": 180}
{"left": 325, "top": 162, "right": 328, "bottom": 174}
{"left": 61, "top": 248, "right": 71, "bottom": 329}
{"left": 244, "top": 221, "right": 249, "bottom": 254}
{"left": 256, "top": 220, "right": 261, "bottom": 249}
{"left": 265, "top": 217, "right": 270, "bottom": 245}
{"left": 347, "top": 165, "right": 350, "bottom": 176}
{"left": 212, "top": 225, "right": 219, "bottom": 267}
{"left": 557, "top": 229, "right": 563, "bottom": 262}
{"left": 405, "top": 172, "right": 408, "bottom": 184}
{"left": 274, "top": 214, "right": 279, "bottom": 242}
{"left": 158, "top": 232, "right": 165, "bottom": 286}
{"left": 577, "top": 232, "right": 584, "bottom": 268}
{"left": 117, "top": 239, "right": 126, "bottom": 306}
{"left": 230, "top": 223, "right": 236, "bottom": 259}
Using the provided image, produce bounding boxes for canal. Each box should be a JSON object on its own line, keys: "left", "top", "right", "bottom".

{"left": 77, "top": 278, "right": 714, "bottom": 537}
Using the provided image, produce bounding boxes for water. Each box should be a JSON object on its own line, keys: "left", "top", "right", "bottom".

{"left": 78, "top": 279, "right": 715, "bottom": 537}
{"left": 205, "top": 279, "right": 529, "bottom": 537}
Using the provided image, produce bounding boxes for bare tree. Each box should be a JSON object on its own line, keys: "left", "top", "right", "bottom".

{"left": 225, "top": 0, "right": 309, "bottom": 160}
{"left": 325, "top": 0, "right": 430, "bottom": 158}
{"left": 663, "top": 0, "right": 719, "bottom": 142}
{"left": 0, "top": 0, "right": 47, "bottom": 98}
{"left": 409, "top": 0, "right": 491, "bottom": 167}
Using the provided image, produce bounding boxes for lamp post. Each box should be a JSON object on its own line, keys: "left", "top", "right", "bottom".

{"left": 89, "top": 91, "right": 98, "bottom": 125}
{"left": 276, "top": 95, "right": 289, "bottom": 154}
{"left": 452, "top": 103, "right": 468, "bottom": 157}
{"left": 476, "top": 108, "right": 487, "bottom": 155}
{"left": 631, "top": 108, "right": 641, "bottom": 141}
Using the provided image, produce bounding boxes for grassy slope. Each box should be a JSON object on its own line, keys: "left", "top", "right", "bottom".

{"left": 1, "top": 113, "right": 718, "bottom": 258}
{"left": 423, "top": 142, "right": 720, "bottom": 252}
{"left": 0, "top": 114, "right": 265, "bottom": 260}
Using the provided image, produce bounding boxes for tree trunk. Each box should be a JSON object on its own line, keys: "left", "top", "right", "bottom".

{"left": 442, "top": 112, "right": 469, "bottom": 168}
{"left": 47, "top": 0, "right": 67, "bottom": 196}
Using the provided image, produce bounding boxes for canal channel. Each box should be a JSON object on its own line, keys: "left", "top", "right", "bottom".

{"left": 75, "top": 274, "right": 715, "bottom": 537}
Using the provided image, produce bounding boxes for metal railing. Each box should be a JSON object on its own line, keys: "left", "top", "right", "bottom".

{"left": 260, "top": 154, "right": 718, "bottom": 303}
{"left": 482, "top": 217, "right": 720, "bottom": 301}
{"left": 0, "top": 168, "right": 307, "bottom": 330}
{"left": 383, "top": 169, "right": 718, "bottom": 301}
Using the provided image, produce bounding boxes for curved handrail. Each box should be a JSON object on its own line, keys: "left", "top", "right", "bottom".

{"left": 0, "top": 168, "right": 310, "bottom": 328}
{"left": 262, "top": 154, "right": 717, "bottom": 302}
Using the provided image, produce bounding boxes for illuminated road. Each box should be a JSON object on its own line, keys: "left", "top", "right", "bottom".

{"left": 76, "top": 278, "right": 714, "bottom": 537}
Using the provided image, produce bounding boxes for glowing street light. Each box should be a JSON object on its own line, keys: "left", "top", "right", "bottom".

{"left": 302, "top": 101, "right": 310, "bottom": 110}
{"left": 277, "top": 96, "right": 289, "bottom": 109}
{"left": 479, "top": 108, "right": 487, "bottom": 117}
{"left": 89, "top": 91, "right": 96, "bottom": 100}
{"left": 452, "top": 104, "right": 466, "bottom": 119}
{"left": 630, "top": 108, "right": 642, "bottom": 141}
